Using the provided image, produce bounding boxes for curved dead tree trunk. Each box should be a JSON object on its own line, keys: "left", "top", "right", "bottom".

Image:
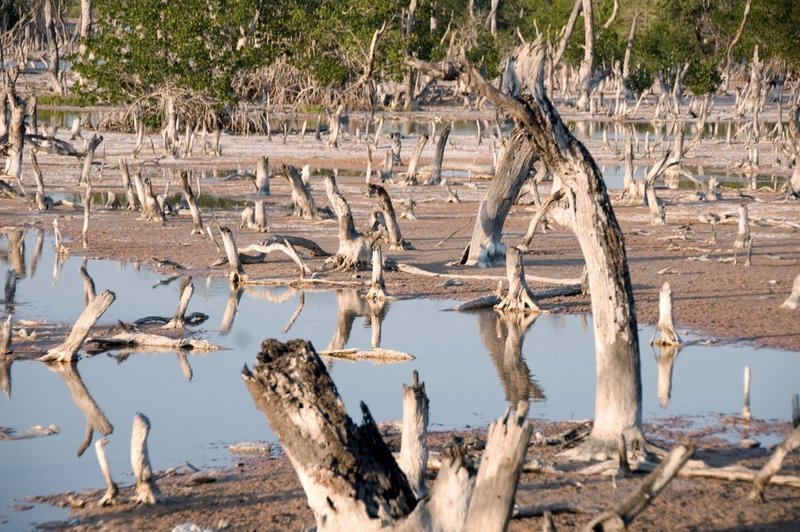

{"left": 495, "top": 247, "right": 541, "bottom": 313}
{"left": 405, "top": 133, "right": 428, "bottom": 184}
{"left": 283, "top": 164, "right": 329, "bottom": 220}
{"left": 131, "top": 413, "right": 161, "bottom": 504}
{"left": 179, "top": 171, "right": 205, "bottom": 235}
{"left": 41, "top": 290, "right": 115, "bottom": 363}
{"left": 462, "top": 127, "right": 537, "bottom": 267}
{"left": 425, "top": 122, "right": 451, "bottom": 185}
{"left": 449, "top": 40, "right": 643, "bottom": 457}
{"left": 325, "top": 175, "right": 371, "bottom": 270}
{"left": 366, "top": 246, "right": 386, "bottom": 302}
{"left": 2, "top": 89, "right": 25, "bottom": 188}
{"left": 367, "top": 184, "right": 411, "bottom": 250}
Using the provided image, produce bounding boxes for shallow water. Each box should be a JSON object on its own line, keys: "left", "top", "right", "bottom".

{"left": 1, "top": 231, "right": 799, "bottom": 529}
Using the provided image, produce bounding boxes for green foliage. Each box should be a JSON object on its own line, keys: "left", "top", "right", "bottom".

{"left": 468, "top": 33, "right": 501, "bottom": 79}
{"left": 684, "top": 58, "right": 721, "bottom": 95}
{"left": 625, "top": 66, "right": 653, "bottom": 97}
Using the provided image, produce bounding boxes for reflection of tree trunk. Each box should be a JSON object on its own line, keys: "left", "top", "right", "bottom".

{"left": 30, "top": 229, "right": 44, "bottom": 278}
{"left": 367, "top": 299, "right": 388, "bottom": 349}
{"left": 0, "top": 354, "right": 11, "bottom": 398}
{"left": 5, "top": 229, "right": 25, "bottom": 277}
{"left": 326, "top": 290, "right": 366, "bottom": 351}
{"left": 655, "top": 345, "right": 679, "bottom": 409}
{"left": 477, "top": 310, "right": 543, "bottom": 404}
{"left": 48, "top": 361, "right": 113, "bottom": 456}
{"left": 219, "top": 285, "right": 243, "bottom": 335}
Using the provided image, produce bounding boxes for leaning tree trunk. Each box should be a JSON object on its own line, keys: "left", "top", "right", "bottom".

{"left": 463, "top": 127, "right": 537, "bottom": 267}
{"left": 787, "top": 105, "right": 800, "bottom": 197}
{"left": 3, "top": 90, "right": 24, "bottom": 183}
{"left": 179, "top": 171, "right": 205, "bottom": 235}
{"left": 43, "top": 0, "right": 63, "bottom": 94}
{"left": 324, "top": 175, "right": 371, "bottom": 270}
{"left": 451, "top": 40, "right": 643, "bottom": 457}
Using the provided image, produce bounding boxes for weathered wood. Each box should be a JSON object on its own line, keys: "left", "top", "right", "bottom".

{"left": 398, "top": 370, "right": 429, "bottom": 499}
{"left": 463, "top": 127, "right": 537, "bottom": 267}
{"left": 734, "top": 203, "right": 751, "bottom": 250}
{"left": 464, "top": 401, "right": 532, "bottom": 532}
{"left": 575, "top": 0, "right": 595, "bottom": 111}
{"left": 262, "top": 235, "right": 330, "bottom": 257}
{"left": 220, "top": 226, "right": 249, "bottom": 284}
{"left": 179, "top": 171, "right": 205, "bottom": 235}
{"left": 749, "top": 426, "right": 800, "bottom": 502}
{"left": 255, "top": 156, "right": 270, "bottom": 195}
{"left": 254, "top": 200, "right": 268, "bottom": 232}
{"left": 81, "top": 181, "right": 92, "bottom": 249}
{"left": 95, "top": 437, "right": 119, "bottom": 506}
{"left": 88, "top": 329, "right": 219, "bottom": 352}
{"left": 238, "top": 241, "right": 312, "bottom": 277}
{"left": 781, "top": 273, "right": 800, "bottom": 310}
{"left": 583, "top": 443, "right": 695, "bottom": 531}
{"left": 787, "top": 105, "right": 800, "bottom": 197}
{"left": 80, "top": 264, "right": 96, "bottom": 305}
{"left": 29, "top": 150, "right": 51, "bottom": 210}
{"left": 425, "top": 122, "right": 451, "bottom": 185}
{"left": 163, "top": 278, "right": 194, "bottom": 329}
{"left": 368, "top": 184, "right": 411, "bottom": 250}
{"left": 131, "top": 413, "right": 161, "bottom": 504}
{"left": 3, "top": 89, "right": 25, "bottom": 184}
{"left": 405, "top": 134, "right": 429, "bottom": 184}
{"left": 651, "top": 282, "right": 682, "bottom": 346}
{"left": 325, "top": 175, "right": 371, "bottom": 270}
{"left": 519, "top": 187, "right": 565, "bottom": 252}
{"left": 0, "top": 316, "right": 12, "bottom": 355}
{"left": 242, "top": 339, "right": 417, "bottom": 530}
{"left": 132, "top": 172, "right": 165, "bottom": 223}
{"left": 4, "top": 268, "right": 15, "bottom": 306}
{"left": 495, "top": 247, "right": 541, "bottom": 313}
{"left": 742, "top": 366, "right": 752, "bottom": 421}
{"left": 366, "top": 246, "right": 386, "bottom": 301}
{"left": 397, "top": 262, "right": 582, "bottom": 287}
{"left": 283, "top": 164, "right": 329, "bottom": 220}
{"left": 41, "top": 290, "right": 115, "bottom": 363}
{"left": 792, "top": 394, "right": 800, "bottom": 429}
{"left": 79, "top": 135, "right": 103, "bottom": 185}
{"left": 119, "top": 159, "right": 138, "bottom": 210}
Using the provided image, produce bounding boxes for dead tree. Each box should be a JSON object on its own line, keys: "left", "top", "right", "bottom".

{"left": 433, "top": 40, "right": 645, "bottom": 457}
{"left": 495, "top": 247, "right": 541, "bottom": 313}
{"left": 219, "top": 226, "right": 249, "bottom": 284}
{"left": 325, "top": 175, "right": 371, "bottom": 270}
{"left": 518, "top": 187, "right": 565, "bottom": 252}
{"left": 30, "top": 151, "right": 52, "bottom": 210}
{"left": 1, "top": 316, "right": 13, "bottom": 356}
{"left": 163, "top": 278, "right": 194, "bottom": 329}
{"left": 781, "top": 273, "right": 800, "bottom": 310}
{"left": 43, "top": 0, "right": 64, "bottom": 94}
{"left": 425, "top": 122, "right": 451, "bottom": 185}
{"left": 575, "top": 0, "right": 596, "bottom": 111}
{"left": 733, "top": 203, "right": 751, "bottom": 250}
{"left": 95, "top": 437, "right": 119, "bottom": 506}
{"left": 41, "top": 290, "right": 115, "bottom": 363}
{"left": 131, "top": 413, "right": 161, "bottom": 504}
{"left": 651, "top": 282, "right": 682, "bottom": 346}
{"left": 119, "top": 159, "right": 138, "bottom": 210}
{"left": 79, "top": 134, "right": 103, "bottom": 185}
{"left": 398, "top": 370, "right": 429, "bottom": 499}
{"left": 255, "top": 156, "right": 269, "bottom": 195}
{"left": 2, "top": 89, "right": 25, "bottom": 189}
{"left": 366, "top": 246, "right": 386, "bottom": 301}
{"left": 179, "top": 171, "right": 205, "bottom": 235}
{"left": 749, "top": 425, "right": 800, "bottom": 503}
{"left": 584, "top": 443, "right": 695, "bottom": 530}
{"left": 283, "top": 164, "right": 329, "bottom": 220}
{"left": 368, "top": 184, "right": 411, "bottom": 250}
{"left": 462, "top": 127, "right": 537, "bottom": 267}
{"left": 405, "top": 133, "right": 428, "bottom": 184}
{"left": 132, "top": 172, "right": 165, "bottom": 222}
{"left": 787, "top": 104, "right": 800, "bottom": 198}
{"left": 243, "top": 339, "right": 531, "bottom": 530}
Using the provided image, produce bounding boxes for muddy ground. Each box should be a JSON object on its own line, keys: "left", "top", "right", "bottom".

{"left": 2, "top": 98, "right": 800, "bottom": 529}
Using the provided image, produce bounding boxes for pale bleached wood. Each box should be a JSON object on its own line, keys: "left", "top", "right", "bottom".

{"left": 325, "top": 175, "right": 371, "bottom": 270}
{"left": 397, "top": 262, "right": 582, "bottom": 286}
{"left": 398, "top": 370, "right": 429, "bottom": 498}
{"left": 41, "top": 290, "right": 115, "bottom": 363}
{"left": 220, "top": 226, "right": 249, "bottom": 284}
{"left": 283, "top": 164, "right": 329, "bottom": 220}
{"left": 238, "top": 241, "right": 312, "bottom": 278}
{"left": 656, "top": 345, "right": 679, "bottom": 409}
{"left": 89, "top": 328, "right": 220, "bottom": 352}
{"left": 781, "top": 273, "right": 800, "bottom": 309}
{"left": 80, "top": 264, "right": 96, "bottom": 305}
{"left": 1, "top": 316, "right": 12, "bottom": 355}
{"left": 131, "top": 413, "right": 161, "bottom": 504}
{"left": 742, "top": 366, "right": 752, "bottom": 421}
{"left": 405, "top": 133, "right": 429, "bottom": 184}
{"left": 651, "top": 282, "right": 682, "bottom": 346}
{"left": 519, "top": 187, "right": 565, "bottom": 252}
{"left": 734, "top": 203, "right": 751, "bottom": 250}
{"left": 464, "top": 401, "right": 532, "bottom": 532}
{"left": 750, "top": 425, "right": 800, "bottom": 502}
{"left": 95, "top": 437, "right": 119, "bottom": 506}
{"left": 368, "top": 184, "right": 411, "bottom": 250}
{"left": 495, "top": 247, "right": 541, "bottom": 313}
{"left": 366, "top": 246, "right": 386, "bottom": 301}
{"left": 425, "top": 122, "right": 451, "bottom": 185}
{"left": 163, "top": 278, "right": 194, "bottom": 329}
{"left": 255, "top": 156, "right": 270, "bottom": 195}
{"left": 179, "top": 171, "right": 205, "bottom": 235}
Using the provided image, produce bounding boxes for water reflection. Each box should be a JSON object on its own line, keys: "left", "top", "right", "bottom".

{"left": 326, "top": 289, "right": 388, "bottom": 351}
{"left": 0, "top": 355, "right": 11, "bottom": 397}
{"left": 655, "top": 345, "right": 681, "bottom": 409}
{"left": 477, "top": 310, "right": 543, "bottom": 404}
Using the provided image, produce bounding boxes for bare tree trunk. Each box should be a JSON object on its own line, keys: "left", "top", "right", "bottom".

{"left": 30, "top": 150, "right": 51, "bottom": 210}
{"left": 495, "top": 247, "right": 541, "bottom": 312}
{"left": 651, "top": 282, "right": 682, "bottom": 346}
{"left": 78, "top": 0, "right": 93, "bottom": 57}
{"left": 575, "top": 0, "right": 595, "bottom": 111}
{"left": 787, "top": 105, "right": 800, "bottom": 197}
{"left": 733, "top": 203, "right": 751, "bottom": 250}
{"left": 131, "top": 413, "right": 161, "bottom": 504}
{"left": 44, "top": 0, "right": 63, "bottom": 94}
{"left": 255, "top": 156, "right": 269, "bottom": 195}
{"left": 425, "top": 122, "right": 451, "bottom": 185}
{"left": 81, "top": 181, "right": 91, "bottom": 249}
{"left": 398, "top": 370, "right": 429, "bottom": 499}
{"left": 781, "top": 273, "right": 800, "bottom": 310}
{"left": 220, "top": 226, "right": 249, "bottom": 284}
{"left": 3, "top": 90, "right": 24, "bottom": 183}
{"left": 366, "top": 246, "right": 386, "bottom": 301}
{"left": 163, "top": 277, "right": 193, "bottom": 329}
{"left": 406, "top": 133, "right": 428, "bottom": 184}
{"left": 324, "top": 175, "right": 371, "bottom": 270}
{"left": 283, "top": 164, "right": 328, "bottom": 220}
{"left": 94, "top": 437, "right": 118, "bottom": 506}
{"left": 552, "top": 0, "right": 582, "bottom": 69}
{"left": 724, "top": 0, "right": 751, "bottom": 91}
{"left": 119, "top": 159, "right": 138, "bottom": 210}
{"left": 463, "top": 127, "right": 537, "bottom": 267}
{"left": 368, "top": 184, "right": 411, "bottom": 250}
{"left": 179, "top": 171, "right": 205, "bottom": 235}
{"left": 327, "top": 103, "right": 345, "bottom": 149}
{"left": 41, "top": 290, "right": 115, "bottom": 363}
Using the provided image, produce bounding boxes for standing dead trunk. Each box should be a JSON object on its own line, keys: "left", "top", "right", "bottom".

{"left": 163, "top": 96, "right": 179, "bottom": 157}
{"left": 786, "top": 105, "right": 800, "bottom": 198}
{"left": 398, "top": 370, "right": 429, "bottom": 499}
{"left": 40, "top": 290, "right": 115, "bottom": 363}
{"left": 575, "top": 0, "right": 595, "bottom": 111}
{"left": 3, "top": 90, "right": 24, "bottom": 183}
{"left": 130, "top": 413, "right": 161, "bottom": 504}
{"left": 405, "top": 133, "right": 428, "bottom": 184}
{"left": 495, "top": 247, "right": 541, "bottom": 313}
{"left": 94, "top": 437, "right": 118, "bottom": 506}
{"left": 552, "top": 0, "right": 582, "bottom": 69}
{"left": 283, "top": 164, "right": 328, "bottom": 220}
{"left": 723, "top": 0, "right": 751, "bottom": 91}
{"left": 367, "top": 184, "right": 411, "bottom": 250}
{"left": 179, "top": 171, "right": 205, "bottom": 235}
{"left": 327, "top": 103, "right": 345, "bottom": 149}
{"left": 463, "top": 127, "right": 537, "bottom": 267}
{"left": 651, "top": 282, "right": 682, "bottom": 346}
{"left": 219, "top": 227, "right": 249, "bottom": 284}
{"left": 44, "top": 0, "right": 63, "bottom": 94}
{"left": 81, "top": 181, "right": 91, "bottom": 249}
{"left": 366, "top": 246, "right": 386, "bottom": 301}
{"left": 425, "top": 122, "right": 451, "bottom": 185}
{"left": 1, "top": 316, "right": 13, "bottom": 356}
{"left": 255, "top": 156, "right": 269, "bottom": 195}
{"left": 163, "top": 278, "right": 193, "bottom": 330}
{"left": 733, "top": 203, "right": 751, "bottom": 250}
{"left": 30, "top": 151, "right": 51, "bottom": 210}
{"left": 324, "top": 175, "right": 371, "bottom": 270}
{"left": 119, "top": 159, "right": 138, "bottom": 210}
{"left": 781, "top": 273, "right": 800, "bottom": 310}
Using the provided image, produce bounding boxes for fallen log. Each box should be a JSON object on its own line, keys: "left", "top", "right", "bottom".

{"left": 749, "top": 425, "right": 800, "bottom": 502}
{"left": 41, "top": 290, "right": 115, "bottom": 363}
{"left": 318, "top": 347, "right": 414, "bottom": 363}
{"left": 397, "top": 262, "right": 583, "bottom": 286}
{"left": 88, "top": 329, "right": 220, "bottom": 352}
